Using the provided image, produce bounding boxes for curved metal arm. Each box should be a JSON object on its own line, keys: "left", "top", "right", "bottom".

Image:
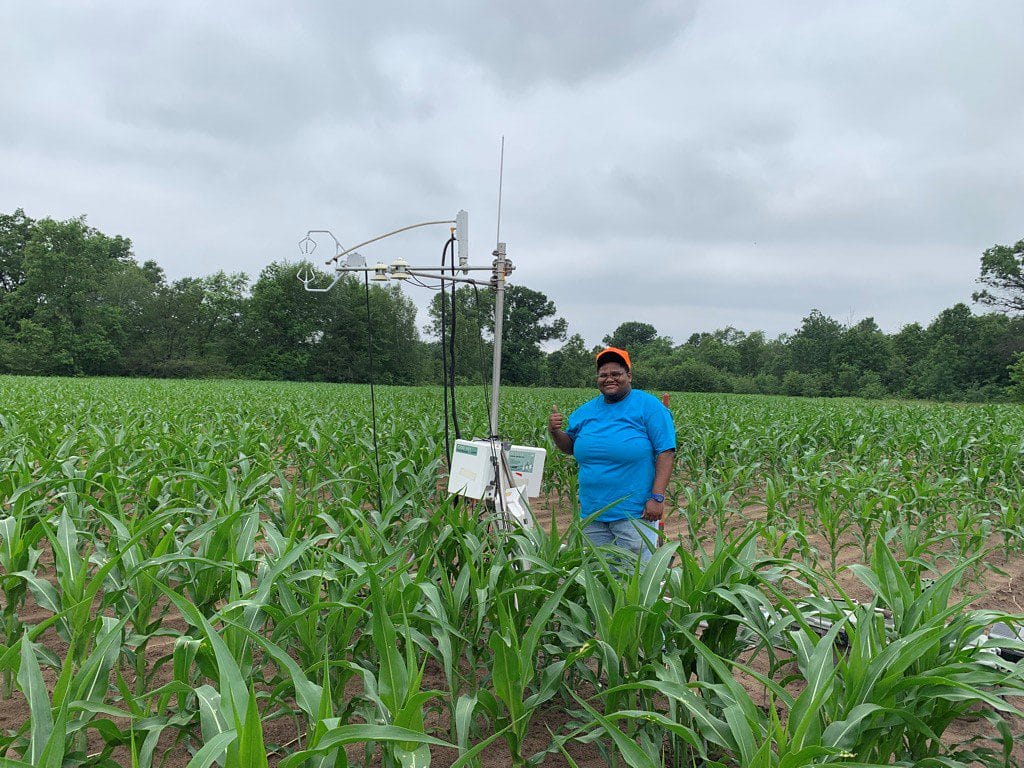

{"left": 326, "top": 219, "right": 456, "bottom": 264}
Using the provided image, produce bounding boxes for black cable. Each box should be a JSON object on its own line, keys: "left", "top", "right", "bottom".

{"left": 448, "top": 237, "right": 461, "bottom": 440}
{"left": 407, "top": 276, "right": 440, "bottom": 290}
{"left": 440, "top": 237, "right": 453, "bottom": 470}
{"left": 487, "top": 436, "right": 506, "bottom": 516}
{"left": 363, "top": 273, "right": 384, "bottom": 513}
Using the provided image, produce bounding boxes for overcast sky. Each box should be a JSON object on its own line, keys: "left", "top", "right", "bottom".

{"left": 3, "top": 2, "right": 1022, "bottom": 346}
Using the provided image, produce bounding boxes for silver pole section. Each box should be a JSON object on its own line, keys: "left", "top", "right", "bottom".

{"left": 489, "top": 242, "right": 506, "bottom": 437}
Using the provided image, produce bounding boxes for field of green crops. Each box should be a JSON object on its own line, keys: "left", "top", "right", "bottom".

{"left": 1, "top": 375, "right": 1024, "bottom": 767}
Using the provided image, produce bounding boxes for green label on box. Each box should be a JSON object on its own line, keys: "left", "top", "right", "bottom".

{"left": 456, "top": 444, "right": 478, "bottom": 456}
{"left": 508, "top": 451, "right": 534, "bottom": 473}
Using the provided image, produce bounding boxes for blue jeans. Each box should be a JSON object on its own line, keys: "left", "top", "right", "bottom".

{"left": 583, "top": 517, "right": 659, "bottom": 563}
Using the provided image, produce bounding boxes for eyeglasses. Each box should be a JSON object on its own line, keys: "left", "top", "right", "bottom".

{"left": 597, "top": 371, "right": 628, "bottom": 380}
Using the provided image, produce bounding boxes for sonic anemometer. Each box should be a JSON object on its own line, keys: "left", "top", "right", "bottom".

{"left": 295, "top": 142, "right": 546, "bottom": 528}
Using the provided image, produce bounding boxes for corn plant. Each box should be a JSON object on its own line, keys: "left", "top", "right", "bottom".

{"left": 0, "top": 491, "right": 45, "bottom": 696}
{"left": 3, "top": 376, "right": 1024, "bottom": 766}
{"left": 476, "top": 571, "right": 578, "bottom": 767}
{"left": 3, "top": 617, "right": 126, "bottom": 767}
{"left": 352, "top": 570, "right": 444, "bottom": 768}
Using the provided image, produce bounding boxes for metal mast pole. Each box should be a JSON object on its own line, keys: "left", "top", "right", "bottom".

{"left": 489, "top": 137, "right": 507, "bottom": 440}
{"left": 489, "top": 242, "right": 506, "bottom": 438}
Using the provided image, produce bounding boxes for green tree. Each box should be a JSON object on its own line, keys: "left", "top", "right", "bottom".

{"left": 106, "top": 259, "right": 167, "bottom": 375}
{"left": 604, "top": 321, "right": 673, "bottom": 360}
{"left": 603, "top": 321, "right": 660, "bottom": 350}
{"left": 661, "top": 359, "right": 732, "bottom": 393}
{"left": 479, "top": 285, "right": 567, "bottom": 386}
{"left": 914, "top": 336, "right": 967, "bottom": 400}
{"left": 362, "top": 283, "right": 428, "bottom": 384}
{"left": 141, "top": 271, "right": 249, "bottom": 376}
{"left": 0, "top": 215, "right": 141, "bottom": 375}
{"left": 245, "top": 260, "right": 326, "bottom": 379}
{"left": 973, "top": 238, "right": 1024, "bottom": 313}
{"left": 1, "top": 209, "right": 39, "bottom": 368}
{"left": 427, "top": 286, "right": 490, "bottom": 383}
{"left": 298, "top": 272, "right": 428, "bottom": 384}
{"left": 911, "top": 304, "right": 977, "bottom": 400}
{"left": 735, "top": 330, "right": 768, "bottom": 376}
{"left": 788, "top": 310, "right": 843, "bottom": 376}
{"left": 693, "top": 330, "right": 741, "bottom": 374}
{"left": 782, "top": 370, "right": 830, "bottom": 397}
{"left": 829, "top": 318, "right": 893, "bottom": 396}
{"left": 1007, "top": 352, "right": 1024, "bottom": 402}
{"left": 0, "top": 208, "right": 33, "bottom": 296}
{"left": 836, "top": 317, "right": 890, "bottom": 373}
{"left": 545, "top": 334, "right": 592, "bottom": 387}
{"left": 885, "top": 322, "right": 926, "bottom": 395}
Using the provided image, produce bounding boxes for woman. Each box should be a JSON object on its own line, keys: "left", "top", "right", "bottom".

{"left": 548, "top": 347, "right": 676, "bottom": 562}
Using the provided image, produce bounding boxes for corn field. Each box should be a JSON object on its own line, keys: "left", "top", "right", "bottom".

{"left": 1, "top": 375, "right": 1023, "bottom": 767}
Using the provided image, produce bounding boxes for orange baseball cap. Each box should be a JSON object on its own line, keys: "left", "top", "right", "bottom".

{"left": 596, "top": 347, "right": 631, "bottom": 371}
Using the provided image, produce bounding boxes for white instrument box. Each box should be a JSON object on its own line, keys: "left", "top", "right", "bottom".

{"left": 447, "top": 439, "right": 547, "bottom": 499}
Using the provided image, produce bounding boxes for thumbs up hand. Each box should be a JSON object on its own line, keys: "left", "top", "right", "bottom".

{"left": 548, "top": 405, "right": 564, "bottom": 434}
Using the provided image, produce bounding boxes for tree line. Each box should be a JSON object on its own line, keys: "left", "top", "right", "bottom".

{"left": 2, "top": 209, "right": 1023, "bottom": 401}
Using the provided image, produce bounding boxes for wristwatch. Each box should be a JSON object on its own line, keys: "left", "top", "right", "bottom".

{"left": 649, "top": 493, "right": 665, "bottom": 503}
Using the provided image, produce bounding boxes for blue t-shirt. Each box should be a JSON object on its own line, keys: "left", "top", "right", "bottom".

{"left": 565, "top": 389, "right": 676, "bottom": 521}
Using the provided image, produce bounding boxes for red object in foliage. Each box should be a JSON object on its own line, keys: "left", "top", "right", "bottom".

{"left": 661, "top": 393, "right": 670, "bottom": 408}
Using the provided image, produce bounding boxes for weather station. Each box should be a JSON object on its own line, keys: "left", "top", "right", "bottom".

{"left": 296, "top": 148, "right": 546, "bottom": 530}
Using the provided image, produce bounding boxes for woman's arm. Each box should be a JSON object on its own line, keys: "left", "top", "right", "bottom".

{"left": 642, "top": 449, "right": 675, "bottom": 521}
{"left": 548, "top": 405, "right": 575, "bottom": 455}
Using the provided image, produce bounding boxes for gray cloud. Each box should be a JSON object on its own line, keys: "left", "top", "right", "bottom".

{"left": 1, "top": 1, "right": 1021, "bottom": 348}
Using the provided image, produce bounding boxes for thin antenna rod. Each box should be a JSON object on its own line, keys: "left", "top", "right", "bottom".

{"left": 495, "top": 136, "right": 505, "bottom": 247}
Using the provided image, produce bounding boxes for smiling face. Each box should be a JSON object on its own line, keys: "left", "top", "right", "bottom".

{"left": 597, "top": 361, "right": 632, "bottom": 402}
